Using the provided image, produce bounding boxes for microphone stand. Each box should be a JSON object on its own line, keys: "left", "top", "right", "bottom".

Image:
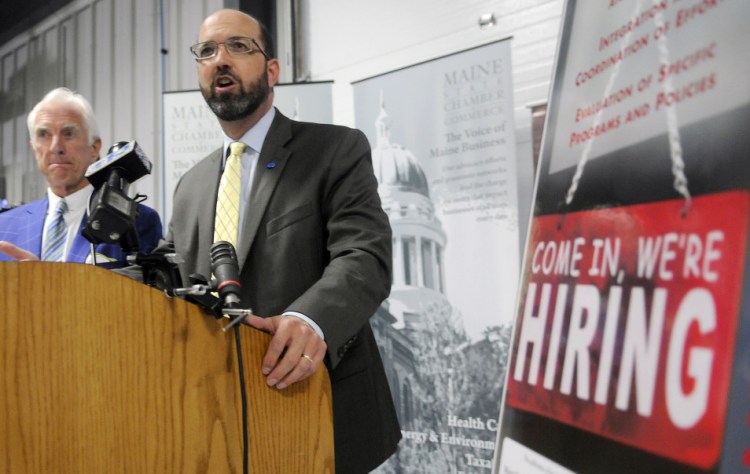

{"left": 220, "top": 308, "right": 253, "bottom": 332}
{"left": 170, "top": 283, "right": 252, "bottom": 332}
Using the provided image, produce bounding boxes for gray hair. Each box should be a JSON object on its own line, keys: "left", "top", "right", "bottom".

{"left": 27, "top": 87, "right": 100, "bottom": 145}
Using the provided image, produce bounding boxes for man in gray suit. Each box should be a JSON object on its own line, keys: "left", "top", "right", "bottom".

{"left": 169, "top": 9, "right": 400, "bottom": 473}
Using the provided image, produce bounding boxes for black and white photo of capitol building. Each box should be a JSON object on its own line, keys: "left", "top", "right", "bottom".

{"left": 368, "top": 95, "right": 511, "bottom": 473}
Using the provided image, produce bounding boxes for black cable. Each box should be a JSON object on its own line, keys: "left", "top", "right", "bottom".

{"left": 234, "top": 326, "right": 249, "bottom": 474}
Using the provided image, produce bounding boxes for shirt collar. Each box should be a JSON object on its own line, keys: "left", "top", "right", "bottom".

{"left": 47, "top": 184, "right": 93, "bottom": 215}
{"left": 222, "top": 106, "right": 276, "bottom": 159}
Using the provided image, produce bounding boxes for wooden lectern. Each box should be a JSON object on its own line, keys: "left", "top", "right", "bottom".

{"left": 0, "top": 262, "right": 335, "bottom": 473}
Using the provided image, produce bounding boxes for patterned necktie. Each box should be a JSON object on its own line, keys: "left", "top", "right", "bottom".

{"left": 42, "top": 199, "right": 68, "bottom": 262}
{"left": 214, "top": 141, "right": 246, "bottom": 248}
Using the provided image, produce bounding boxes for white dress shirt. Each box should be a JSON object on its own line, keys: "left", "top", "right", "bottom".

{"left": 43, "top": 185, "right": 93, "bottom": 262}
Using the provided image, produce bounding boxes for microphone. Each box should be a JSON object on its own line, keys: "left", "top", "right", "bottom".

{"left": 82, "top": 141, "right": 152, "bottom": 252}
{"left": 165, "top": 243, "right": 250, "bottom": 329}
{"left": 210, "top": 241, "right": 242, "bottom": 308}
{"left": 85, "top": 141, "right": 152, "bottom": 190}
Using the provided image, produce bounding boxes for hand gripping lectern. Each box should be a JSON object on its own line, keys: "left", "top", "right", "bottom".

{"left": 0, "top": 262, "right": 334, "bottom": 473}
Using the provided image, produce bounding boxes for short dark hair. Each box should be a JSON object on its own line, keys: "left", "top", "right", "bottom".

{"left": 258, "top": 20, "right": 275, "bottom": 59}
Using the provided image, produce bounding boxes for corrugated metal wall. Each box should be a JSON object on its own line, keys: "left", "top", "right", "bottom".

{"left": 0, "top": 0, "right": 225, "bottom": 209}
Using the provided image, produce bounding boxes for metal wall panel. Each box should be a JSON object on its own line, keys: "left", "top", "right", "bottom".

{"left": 74, "top": 5, "right": 95, "bottom": 100}
{"left": 0, "top": 0, "right": 223, "bottom": 209}
{"left": 1, "top": 53, "right": 16, "bottom": 166}
{"left": 92, "top": 0, "right": 114, "bottom": 147}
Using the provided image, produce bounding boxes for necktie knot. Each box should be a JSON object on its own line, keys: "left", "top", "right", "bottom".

{"left": 229, "top": 141, "right": 246, "bottom": 160}
{"left": 56, "top": 199, "right": 68, "bottom": 216}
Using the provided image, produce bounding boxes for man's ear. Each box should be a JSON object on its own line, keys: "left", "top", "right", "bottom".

{"left": 267, "top": 58, "right": 280, "bottom": 88}
{"left": 91, "top": 137, "right": 102, "bottom": 161}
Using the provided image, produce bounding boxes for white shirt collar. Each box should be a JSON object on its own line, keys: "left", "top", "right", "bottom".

{"left": 221, "top": 106, "right": 276, "bottom": 160}
{"left": 47, "top": 184, "right": 93, "bottom": 216}
{"left": 44, "top": 184, "right": 94, "bottom": 261}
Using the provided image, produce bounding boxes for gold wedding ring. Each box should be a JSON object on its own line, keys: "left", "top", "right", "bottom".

{"left": 301, "top": 354, "right": 314, "bottom": 364}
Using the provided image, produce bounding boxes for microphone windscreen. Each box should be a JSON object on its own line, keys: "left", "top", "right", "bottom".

{"left": 210, "top": 241, "right": 242, "bottom": 305}
{"left": 85, "top": 141, "right": 152, "bottom": 189}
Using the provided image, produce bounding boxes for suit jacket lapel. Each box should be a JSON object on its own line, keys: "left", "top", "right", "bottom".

{"left": 68, "top": 216, "right": 92, "bottom": 262}
{"left": 196, "top": 148, "right": 224, "bottom": 278}
{"left": 24, "top": 198, "right": 49, "bottom": 256}
{"left": 236, "top": 112, "right": 292, "bottom": 270}
{"left": 21, "top": 197, "right": 88, "bottom": 262}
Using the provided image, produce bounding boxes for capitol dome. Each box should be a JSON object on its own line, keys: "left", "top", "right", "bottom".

{"left": 372, "top": 98, "right": 430, "bottom": 198}
{"left": 370, "top": 91, "right": 448, "bottom": 303}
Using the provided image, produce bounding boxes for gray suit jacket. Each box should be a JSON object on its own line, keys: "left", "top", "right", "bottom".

{"left": 168, "top": 109, "right": 400, "bottom": 473}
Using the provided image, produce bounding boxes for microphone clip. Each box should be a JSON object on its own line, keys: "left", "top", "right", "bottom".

{"left": 221, "top": 308, "right": 254, "bottom": 333}
{"left": 169, "top": 273, "right": 251, "bottom": 330}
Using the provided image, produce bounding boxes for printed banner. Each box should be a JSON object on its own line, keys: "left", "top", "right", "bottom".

{"left": 507, "top": 190, "right": 749, "bottom": 470}
{"left": 161, "top": 82, "right": 333, "bottom": 227}
{"left": 495, "top": 1, "right": 750, "bottom": 473}
{"left": 547, "top": 0, "right": 750, "bottom": 174}
{"left": 353, "top": 39, "right": 520, "bottom": 472}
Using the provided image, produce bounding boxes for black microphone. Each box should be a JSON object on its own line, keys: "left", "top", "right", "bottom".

{"left": 85, "top": 141, "right": 152, "bottom": 190}
{"left": 210, "top": 241, "right": 242, "bottom": 308}
{"left": 82, "top": 141, "right": 152, "bottom": 251}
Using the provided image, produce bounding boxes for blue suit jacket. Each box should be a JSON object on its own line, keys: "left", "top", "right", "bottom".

{"left": 0, "top": 196, "right": 162, "bottom": 268}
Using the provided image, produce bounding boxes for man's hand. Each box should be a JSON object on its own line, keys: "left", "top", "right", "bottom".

{"left": 242, "top": 314, "right": 327, "bottom": 390}
{"left": 0, "top": 241, "right": 39, "bottom": 261}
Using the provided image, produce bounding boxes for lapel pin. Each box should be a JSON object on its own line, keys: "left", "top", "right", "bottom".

{"left": 266, "top": 162, "right": 277, "bottom": 169}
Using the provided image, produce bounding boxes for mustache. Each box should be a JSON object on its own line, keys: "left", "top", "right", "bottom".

{"left": 212, "top": 66, "right": 239, "bottom": 86}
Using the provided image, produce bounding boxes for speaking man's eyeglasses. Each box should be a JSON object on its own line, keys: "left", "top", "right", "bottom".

{"left": 190, "top": 37, "right": 268, "bottom": 61}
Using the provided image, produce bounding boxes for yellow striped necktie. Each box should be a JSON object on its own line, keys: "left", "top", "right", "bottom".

{"left": 214, "top": 141, "right": 246, "bottom": 248}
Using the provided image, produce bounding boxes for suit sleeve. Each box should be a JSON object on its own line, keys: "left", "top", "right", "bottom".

{"left": 134, "top": 204, "right": 164, "bottom": 254}
{"left": 285, "top": 128, "right": 392, "bottom": 368}
{"left": 91, "top": 203, "right": 164, "bottom": 268}
{"left": 0, "top": 206, "right": 43, "bottom": 260}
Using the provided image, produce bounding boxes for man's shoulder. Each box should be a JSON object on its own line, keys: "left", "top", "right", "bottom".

{"left": 0, "top": 199, "right": 45, "bottom": 246}
{"left": 283, "top": 120, "right": 367, "bottom": 152}
{"left": 290, "top": 118, "right": 359, "bottom": 135}
{"left": 271, "top": 108, "right": 359, "bottom": 138}
{"left": 0, "top": 198, "right": 46, "bottom": 220}
{"left": 134, "top": 201, "right": 162, "bottom": 221}
{"left": 182, "top": 148, "right": 222, "bottom": 178}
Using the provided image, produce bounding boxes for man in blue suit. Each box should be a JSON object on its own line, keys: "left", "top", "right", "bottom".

{"left": 0, "top": 87, "right": 162, "bottom": 266}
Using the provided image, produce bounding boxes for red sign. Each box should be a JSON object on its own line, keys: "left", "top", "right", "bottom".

{"left": 506, "top": 190, "right": 749, "bottom": 469}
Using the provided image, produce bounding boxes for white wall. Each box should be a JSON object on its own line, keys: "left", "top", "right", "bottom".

{"left": 299, "top": 0, "right": 564, "bottom": 239}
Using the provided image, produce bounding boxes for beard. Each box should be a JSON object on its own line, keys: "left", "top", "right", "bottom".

{"left": 201, "top": 69, "right": 270, "bottom": 121}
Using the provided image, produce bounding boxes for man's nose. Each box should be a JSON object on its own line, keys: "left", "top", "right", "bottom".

{"left": 49, "top": 134, "right": 65, "bottom": 154}
{"left": 211, "top": 43, "right": 233, "bottom": 65}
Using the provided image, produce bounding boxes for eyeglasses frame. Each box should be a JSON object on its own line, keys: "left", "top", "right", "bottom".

{"left": 190, "top": 36, "right": 269, "bottom": 62}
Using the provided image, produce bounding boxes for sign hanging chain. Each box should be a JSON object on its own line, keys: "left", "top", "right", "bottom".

{"left": 564, "top": 0, "right": 691, "bottom": 214}
{"left": 653, "top": 6, "right": 692, "bottom": 214}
